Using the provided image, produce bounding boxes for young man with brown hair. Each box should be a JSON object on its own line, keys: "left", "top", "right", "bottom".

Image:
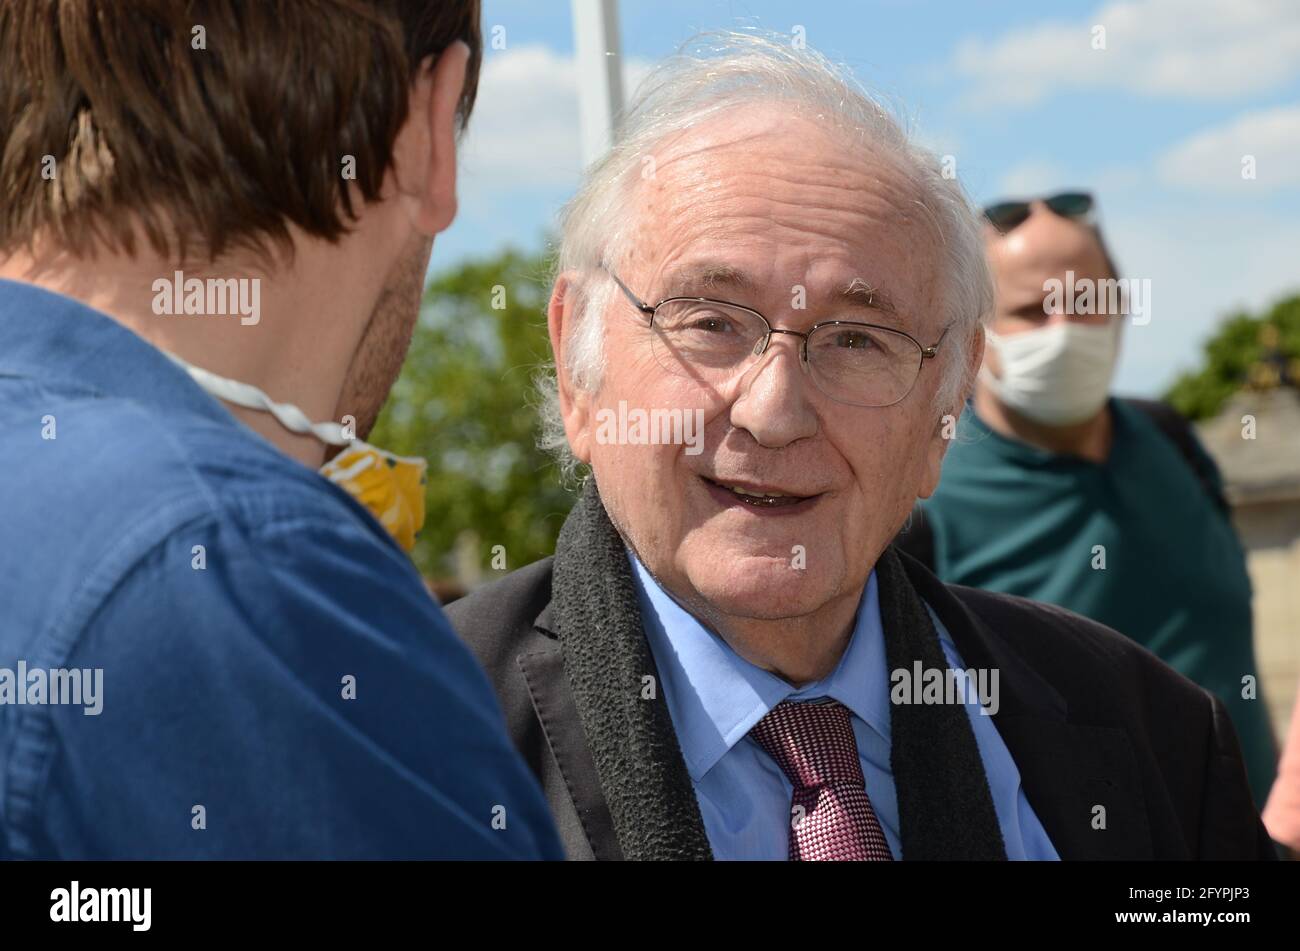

{"left": 0, "top": 1, "right": 561, "bottom": 859}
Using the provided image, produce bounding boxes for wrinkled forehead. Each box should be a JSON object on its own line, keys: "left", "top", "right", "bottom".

{"left": 619, "top": 103, "right": 943, "bottom": 315}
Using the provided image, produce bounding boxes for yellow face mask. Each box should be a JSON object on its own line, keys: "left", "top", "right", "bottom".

{"left": 319, "top": 442, "right": 427, "bottom": 553}
{"left": 166, "top": 353, "right": 428, "bottom": 553}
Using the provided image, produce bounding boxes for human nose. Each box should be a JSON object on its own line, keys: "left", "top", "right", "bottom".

{"left": 727, "top": 332, "right": 819, "bottom": 448}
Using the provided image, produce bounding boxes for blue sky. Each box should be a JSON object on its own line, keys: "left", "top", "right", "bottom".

{"left": 439, "top": 0, "right": 1300, "bottom": 396}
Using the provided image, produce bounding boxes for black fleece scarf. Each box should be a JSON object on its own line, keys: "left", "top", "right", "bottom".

{"left": 550, "top": 482, "right": 1007, "bottom": 861}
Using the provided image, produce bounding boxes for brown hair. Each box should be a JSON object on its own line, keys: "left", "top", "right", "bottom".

{"left": 0, "top": 1, "right": 482, "bottom": 262}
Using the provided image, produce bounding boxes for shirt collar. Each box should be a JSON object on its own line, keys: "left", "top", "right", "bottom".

{"left": 0, "top": 278, "right": 235, "bottom": 429}
{"left": 629, "top": 551, "right": 891, "bottom": 782}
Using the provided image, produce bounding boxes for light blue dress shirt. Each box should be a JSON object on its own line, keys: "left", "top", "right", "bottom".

{"left": 628, "top": 553, "right": 1059, "bottom": 861}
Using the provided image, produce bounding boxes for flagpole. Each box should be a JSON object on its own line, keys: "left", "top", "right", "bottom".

{"left": 570, "top": 0, "right": 625, "bottom": 169}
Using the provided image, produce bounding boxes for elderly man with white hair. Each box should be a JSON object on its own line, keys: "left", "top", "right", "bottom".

{"left": 448, "top": 34, "right": 1273, "bottom": 861}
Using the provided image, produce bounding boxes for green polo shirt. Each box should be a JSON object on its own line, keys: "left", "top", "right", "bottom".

{"left": 921, "top": 398, "right": 1277, "bottom": 808}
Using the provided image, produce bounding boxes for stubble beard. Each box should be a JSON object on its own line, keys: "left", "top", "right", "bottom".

{"left": 332, "top": 232, "right": 434, "bottom": 446}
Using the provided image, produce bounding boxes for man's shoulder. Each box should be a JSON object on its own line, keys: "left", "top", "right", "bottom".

{"left": 936, "top": 574, "right": 1274, "bottom": 859}
{"left": 450, "top": 557, "right": 556, "bottom": 620}
{"left": 949, "top": 580, "right": 1128, "bottom": 652}
{"left": 0, "top": 384, "right": 409, "bottom": 662}
{"left": 446, "top": 558, "right": 557, "bottom": 674}
{"left": 896, "top": 540, "right": 1205, "bottom": 718}
{"left": 5, "top": 382, "right": 385, "bottom": 548}
{"left": 941, "top": 576, "right": 1212, "bottom": 716}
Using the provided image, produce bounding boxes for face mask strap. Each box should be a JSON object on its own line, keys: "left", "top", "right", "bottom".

{"left": 165, "top": 353, "right": 350, "bottom": 446}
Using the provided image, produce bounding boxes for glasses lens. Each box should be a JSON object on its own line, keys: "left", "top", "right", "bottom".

{"left": 1045, "top": 191, "right": 1093, "bottom": 219}
{"left": 807, "top": 324, "right": 923, "bottom": 407}
{"left": 650, "top": 299, "right": 768, "bottom": 385}
{"left": 983, "top": 201, "right": 1030, "bottom": 233}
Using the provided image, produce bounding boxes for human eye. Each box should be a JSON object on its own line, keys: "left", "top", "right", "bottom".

{"left": 659, "top": 302, "right": 745, "bottom": 334}
{"left": 688, "top": 313, "right": 737, "bottom": 333}
{"left": 829, "top": 327, "right": 880, "bottom": 350}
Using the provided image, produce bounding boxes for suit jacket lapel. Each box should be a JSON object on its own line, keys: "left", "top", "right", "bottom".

{"left": 896, "top": 549, "right": 1153, "bottom": 859}
{"left": 541, "top": 484, "right": 713, "bottom": 861}
{"left": 515, "top": 631, "right": 624, "bottom": 861}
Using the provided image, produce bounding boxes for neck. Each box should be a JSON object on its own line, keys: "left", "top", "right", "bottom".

{"left": 973, "top": 384, "right": 1113, "bottom": 463}
{"left": 699, "top": 587, "right": 862, "bottom": 687}
{"left": 0, "top": 233, "right": 384, "bottom": 469}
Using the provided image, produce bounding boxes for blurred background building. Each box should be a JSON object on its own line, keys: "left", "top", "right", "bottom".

{"left": 1194, "top": 320, "right": 1300, "bottom": 743}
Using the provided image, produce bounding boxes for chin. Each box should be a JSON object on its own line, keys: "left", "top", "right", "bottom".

{"left": 679, "top": 545, "right": 843, "bottom": 621}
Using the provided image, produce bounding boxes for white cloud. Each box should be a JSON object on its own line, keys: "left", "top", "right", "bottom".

{"left": 950, "top": 0, "right": 1300, "bottom": 109}
{"left": 1158, "top": 103, "right": 1300, "bottom": 189}
{"left": 459, "top": 45, "right": 583, "bottom": 190}
{"left": 458, "top": 44, "right": 653, "bottom": 192}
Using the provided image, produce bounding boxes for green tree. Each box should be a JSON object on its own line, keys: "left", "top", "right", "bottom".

{"left": 1164, "top": 294, "right": 1300, "bottom": 421}
{"left": 369, "top": 246, "right": 577, "bottom": 582}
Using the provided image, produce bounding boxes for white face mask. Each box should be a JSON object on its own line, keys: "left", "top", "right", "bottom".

{"left": 979, "top": 320, "right": 1120, "bottom": 426}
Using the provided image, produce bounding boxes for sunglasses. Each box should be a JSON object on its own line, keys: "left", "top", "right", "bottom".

{"left": 982, "top": 191, "right": 1094, "bottom": 234}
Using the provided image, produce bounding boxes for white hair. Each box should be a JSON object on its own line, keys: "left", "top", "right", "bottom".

{"left": 536, "top": 31, "right": 993, "bottom": 480}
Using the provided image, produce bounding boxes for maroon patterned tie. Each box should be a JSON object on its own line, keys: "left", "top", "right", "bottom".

{"left": 748, "top": 699, "right": 893, "bottom": 861}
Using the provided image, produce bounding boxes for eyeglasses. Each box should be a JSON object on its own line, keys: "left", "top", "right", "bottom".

{"left": 982, "top": 191, "right": 1094, "bottom": 234}
{"left": 605, "top": 268, "right": 950, "bottom": 409}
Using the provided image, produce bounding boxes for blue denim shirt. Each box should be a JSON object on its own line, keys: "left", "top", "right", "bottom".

{"left": 0, "top": 279, "right": 562, "bottom": 859}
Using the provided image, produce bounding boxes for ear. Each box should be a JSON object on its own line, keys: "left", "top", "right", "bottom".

{"left": 391, "top": 41, "right": 470, "bottom": 236}
{"left": 548, "top": 273, "right": 595, "bottom": 464}
{"left": 917, "top": 324, "right": 984, "bottom": 499}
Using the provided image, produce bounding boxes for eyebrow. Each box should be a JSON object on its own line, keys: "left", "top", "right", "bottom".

{"left": 665, "top": 265, "right": 899, "bottom": 306}
{"left": 660, "top": 261, "right": 755, "bottom": 298}
{"left": 840, "top": 278, "right": 898, "bottom": 317}
{"left": 659, "top": 262, "right": 901, "bottom": 321}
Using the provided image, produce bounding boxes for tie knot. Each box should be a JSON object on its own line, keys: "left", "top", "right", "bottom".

{"left": 748, "top": 699, "right": 865, "bottom": 790}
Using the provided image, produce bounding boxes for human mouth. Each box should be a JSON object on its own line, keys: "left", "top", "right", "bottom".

{"left": 699, "top": 476, "right": 822, "bottom": 511}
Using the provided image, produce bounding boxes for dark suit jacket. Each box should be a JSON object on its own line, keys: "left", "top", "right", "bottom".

{"left": 449, "top": 503, "right": 1275, "bottom": 861}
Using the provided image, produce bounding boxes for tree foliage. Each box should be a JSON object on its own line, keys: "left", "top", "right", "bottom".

{"left": 1164, "top": 294, "right": 1300, "bottom": 421}
{"left": 369, "top": 246, "right": 577, "bottom": 581}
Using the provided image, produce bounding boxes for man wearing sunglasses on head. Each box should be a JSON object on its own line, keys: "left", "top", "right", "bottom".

{"left": 896, "top": 192, "right": 1279, "bottom": 817}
